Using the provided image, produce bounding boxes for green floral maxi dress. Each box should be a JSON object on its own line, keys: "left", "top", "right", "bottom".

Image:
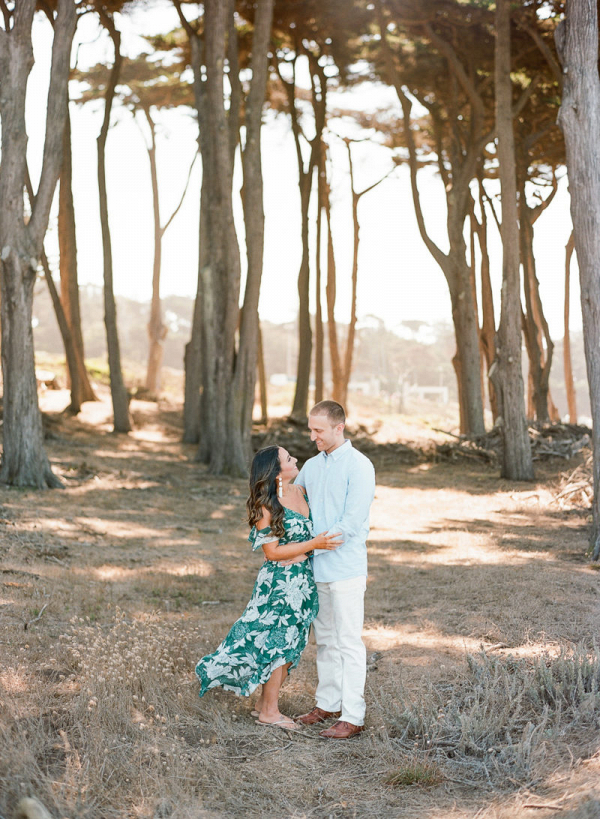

{"left": 196, "top": 508, "right": 318, "bottom": 697}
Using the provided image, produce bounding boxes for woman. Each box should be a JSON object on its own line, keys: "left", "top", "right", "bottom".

{"left": 196, "top": 445, "right": 341, "bottom": 730}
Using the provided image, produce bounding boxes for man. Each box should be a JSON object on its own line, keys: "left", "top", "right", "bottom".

{"left": 294, "top": 400, "right": 375, "bottom": 739}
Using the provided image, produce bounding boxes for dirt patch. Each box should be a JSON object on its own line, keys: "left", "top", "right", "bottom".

{"left": 1, "top": 390, "right": 599, "bottom": 818}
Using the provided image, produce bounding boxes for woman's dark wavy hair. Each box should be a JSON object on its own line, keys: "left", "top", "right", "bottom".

{"left": 246, "top": 446, "right": 286, "bottom": 538}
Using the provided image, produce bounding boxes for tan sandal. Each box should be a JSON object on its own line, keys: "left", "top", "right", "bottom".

{"left": 255, "top": 717, "right": 299, "bottom": 732}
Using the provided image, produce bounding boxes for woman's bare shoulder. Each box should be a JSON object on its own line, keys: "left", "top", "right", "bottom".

{"left": 256, "top": 506, "right": 272, "bottom": 529}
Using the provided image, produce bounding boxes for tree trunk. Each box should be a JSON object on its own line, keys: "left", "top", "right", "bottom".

{"left": 556, "top": 3, "right": 600, "bottom": 555}
{"left": 564, "top": 231, "right": 577, "bottom": 422}
{"left": 144, "top": 112, "right": 166, "bottom": 397}
{"left": 375, "top": 4, "right": 486, "bottom": 435}
{"left": 97, "top": 13, "right": 131, "bottom": 433}
{"left": 58, "top": 104, "right": 97, "bottom": 408}
{"left": 314, "top": 146, "right": 325, "bottom": 404}
{"left": 280, "top": 54, "right": 322, "bottom": 421}
{"left": 41, "top": 251, "right": 80, "bottom": 415}
{"left": 257, "top": 322, "right": 268, "bottom": 425}
{"left": 290, "top": 166, "right": 314, "bottom": 420}
{"left": 475, "top": 177, "right": 498, "bottom": 420}
{"left": 324, "top": 176, "right": 344, "bottom": 404}
{"left": 0, "top": 0, "right": 76, "bottom": 488}
{"left": 195, "top": 0, "right": 243, "bottom": 474}
{"left": 519, "top": 181, "right": 555, "bottom": 424}
{"left": 493, "top": 0, "right": 534, "bottom": 480}
{"left": 231, "top": 0, "right": 275, "bottom": 466}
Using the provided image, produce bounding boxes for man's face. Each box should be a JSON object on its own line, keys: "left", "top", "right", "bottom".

{"left": 308, "top": 413, "right": 342, "bottom": 454}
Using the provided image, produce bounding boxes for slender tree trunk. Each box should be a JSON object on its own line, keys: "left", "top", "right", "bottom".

{"left": 556, "top": 6, "right": 600, "bottom": 555}
{"left": 475, "top": 178, "right": 498, "bottom": 420}
{"left": 41, "top": 250, "right": 80, "bottom": 410}
{"left": 281, "top": 54, "right": 322, "bottom": 421}
{"left": 493, "top": 0, "right": 534, "bottom": 480}
{"left": 290, "top": 166, "right": 314, "bottom": 420}
{"left": 257, "top": 322, "right": 268, "bottom": 425}
{"left": 324, "top": 176, "right": 344, "bottom": 404}
{"left": 231, "top": 0, "right": 275, "bottom": 467}
{"left": 0, "top": 0, "right": 76, "bottom": 487}
{"left": 97, "top": 13, "right": 130, "bottom": 433}
{"left": 58, "top": 104, "right": 97, "bottom": 409}
{"left": 314, "top": 146, "right": 325, "bottom": 404}
{"left": 564, "top": 231, "right": 577, "bottom": 422}
{"left": 144, "top": 113, "right": 166, "bottom": 397}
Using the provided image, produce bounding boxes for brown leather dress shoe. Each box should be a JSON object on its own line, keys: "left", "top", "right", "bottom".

{"left": 295, "top": 706, "right": 341, "bottom": 725}
{"left": 319, "top": 720, "right": 365, "bottom": 739}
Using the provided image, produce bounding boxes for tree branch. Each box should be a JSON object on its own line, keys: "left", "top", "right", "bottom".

{"left": 162, "top": 150, "right": 199, "bottom": 234}
{"left": 518, "top": 19, "right": 563, "bottom": 90}
{"left": 28, "top": 0, "right": 76, "bottom": 246}
{"left": 172, "top": 0, "right": 198, "bottom": 39}
{"left": 374, "top": 0, "right": 447, "bottom": 270}
{"left": 513, "top": 74, "right": 541, "bottom": 118}
{"left": 0, "top": 0, "right": 11, "bottom": 31}
{"left": 423, "top": 22, "right": 485, "bottom": 122}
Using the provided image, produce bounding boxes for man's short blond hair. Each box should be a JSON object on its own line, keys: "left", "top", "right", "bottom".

{"left": 310, "top": 400, "right": 346, "bottom": 426}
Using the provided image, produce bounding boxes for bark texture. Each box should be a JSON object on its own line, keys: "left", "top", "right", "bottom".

{"left": 556, "top": 2, "right": 600, "bottom": 557}
{"left": 0, "top": 0, "right": 76, "bottom": 487}
{"left": 492, "top": 0, "right": 534, "bottom": 481}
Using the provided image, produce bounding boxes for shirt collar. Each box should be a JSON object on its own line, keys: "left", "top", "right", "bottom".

{"left": 322, "top": 439, "right": 352, "bottom": 461}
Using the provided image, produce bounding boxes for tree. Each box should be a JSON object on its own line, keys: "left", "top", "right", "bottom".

{"left": 492, "top": 0, "right": 534, "bottom": 480}
{"left": 556, "top": 0, "right": 600, "bottom": 558}
{"left": 0, "top": 0, "right": 76, "bottom": 487}
{"left": 76, "top": 53, "right": 197, "bottom": 397}
{"left": 58, "top": 102, "right": 98, "bottom": 412}
{"left": 95, "top": 7, "right": 131, "bottom": 432}
{"left": 175, "top": 0, "right": 274, "bottom": 474}
{"left": 374, "top": 0, "right": 488, "bottom": 436}
{"left": 563, "top": 231, "right": 577, "bottom": 422}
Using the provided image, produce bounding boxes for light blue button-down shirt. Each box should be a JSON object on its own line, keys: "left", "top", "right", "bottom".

{"left": 295, "top": 440, "right": 375, "bottom": 583}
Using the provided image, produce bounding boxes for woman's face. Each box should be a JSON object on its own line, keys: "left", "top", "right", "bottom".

{"left": 278, "top": 447, "right": 299, "bottom": 480}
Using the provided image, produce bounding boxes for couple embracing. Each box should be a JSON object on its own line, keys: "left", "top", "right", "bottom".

{"left": 196, "top": 400, "right": 376, "bottom": 739}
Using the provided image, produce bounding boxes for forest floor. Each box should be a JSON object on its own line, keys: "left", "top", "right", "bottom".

{"left": 1, "top": 387, "right": 600, "bottom": 819}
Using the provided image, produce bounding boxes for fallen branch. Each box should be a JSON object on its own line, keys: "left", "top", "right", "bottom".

{"left": 24, "top": 603, "right": 48, "bottom": 631}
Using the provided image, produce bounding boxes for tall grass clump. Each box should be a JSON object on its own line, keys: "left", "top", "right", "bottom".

{"left": 376, "top": 644, "right": 600, "bottom": 790}
{"left": 0, "top": 609, "right": 215, "bottom": 819}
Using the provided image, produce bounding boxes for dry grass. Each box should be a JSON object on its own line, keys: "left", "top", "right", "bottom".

{"left": 1, "top": 390, "right": 600, "bottom": 818}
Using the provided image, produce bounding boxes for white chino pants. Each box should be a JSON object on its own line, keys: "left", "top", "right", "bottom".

{"left": 313, "top": 575, "right": 367, "bottom": 726}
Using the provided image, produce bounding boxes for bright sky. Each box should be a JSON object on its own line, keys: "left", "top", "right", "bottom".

{"left": 27, "top": 2, "right": 580, "bottom": 341}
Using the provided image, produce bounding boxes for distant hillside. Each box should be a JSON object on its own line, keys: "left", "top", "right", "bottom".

{"left": 32, "top": 283, "right": 589, "bottom": 419}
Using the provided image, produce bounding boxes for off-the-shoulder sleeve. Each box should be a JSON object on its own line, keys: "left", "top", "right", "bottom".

{"left": 248, "top": 526, "right": 279, "bottom": 552}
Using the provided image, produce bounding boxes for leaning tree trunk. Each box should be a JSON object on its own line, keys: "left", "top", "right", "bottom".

{"left": 97, "top": 12, "right": 130, "bottom": 433}
{"left": 556, "top": 2, "right": 600, "bottom": 557}
{"left": 492, "top": 0, "right": 534, "bottom": 481}
{"left": 0, "top": 0, "right": 76, "bottom": 487}
{"left": 447, "top": 216, "right": 486, "bottom": 437}
{"left": 59, "top": 104, "right": 97, "bottom": 410}
{"left": 563, "top": 231, "right": 577, "bottom": 423}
